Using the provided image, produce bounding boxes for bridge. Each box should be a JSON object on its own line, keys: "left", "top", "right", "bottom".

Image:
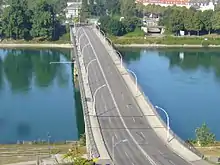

{"left": 70, "top": 25, "right": 210, "bottom": 165}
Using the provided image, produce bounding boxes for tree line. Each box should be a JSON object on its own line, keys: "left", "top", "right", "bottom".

{"left": 0, "top": 0, "right": 67, "bottom": 41}
{"left": 80, "top": 0, "right": 220, "bottom": 36}
{"left": 158, "top": 6, "right": 220, "bottom": 36}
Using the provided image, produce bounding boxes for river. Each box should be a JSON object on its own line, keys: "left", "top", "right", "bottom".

{"left": 0, "top": 49, "right": 81, "bottom": 143}
{"left": 121, "top": 48, "right": 220, "bottom": 140}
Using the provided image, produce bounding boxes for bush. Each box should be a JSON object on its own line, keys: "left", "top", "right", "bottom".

{"left": 195, "top": 123, "right": 215, "bottom": 147}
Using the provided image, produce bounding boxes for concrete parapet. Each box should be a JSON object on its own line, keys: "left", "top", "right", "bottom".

{"left": 93, "top": 27, "right": 210, "bottom": 165}
{"left": 70, "top": 26, "right": 112, "bottom": 164}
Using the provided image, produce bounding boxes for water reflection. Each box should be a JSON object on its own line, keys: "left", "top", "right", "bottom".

{"left": 121, "top": 48, "right": 220, "bottom": 139}
{"left": 0, "top": 57, "right": 3, "bottom": 90}
{"left": 0, "top": 49, "right": 78, "bottom": 143}
{"left": 0, "top": 49, "right": 70, "bottom": 92}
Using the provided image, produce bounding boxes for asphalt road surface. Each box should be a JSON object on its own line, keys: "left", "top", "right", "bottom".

{"left": 76, "top": 26, "right": 192, "bottom": 165}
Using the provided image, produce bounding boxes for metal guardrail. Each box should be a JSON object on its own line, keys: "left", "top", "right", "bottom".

{"left": 95, "top": 27, "right": 204, "bottom": 159}
{"left": 71, "top": 29, "right": 100, "bottom": 158}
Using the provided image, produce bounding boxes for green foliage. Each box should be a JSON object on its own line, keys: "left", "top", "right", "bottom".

{"left": 30, "top": 0, "right": 56, "bottom": 40}
{"left": 195, "top": 123, "right": 215, "bottom": 147}
{"left": 80, "top": 0, "right": 90, "bottom": 22}
{"left": 0, "top": 0, "right": 66, "bottom": 41}
{"left": 122, "top": 17, "right": 141, "bottom": 33}
{"left": 1, "top": 0, "right": 32, "bottom": 39}
{"left": 124, "top": 27, "right": 144, "bottom": 37}
{"left": 63, "top": 146, "right": 93, "bottom": 165}
{"left": 99, "top": 16, "right": 141, "bottom": 36}
{"left": 79, "top": 134, "right": 86, "bottom": 146}
{"left": 108, "top": 19, "right": 125, "bottom": 36}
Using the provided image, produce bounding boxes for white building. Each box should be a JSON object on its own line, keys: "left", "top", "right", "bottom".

{"left": 65, "top": 0, "right": 82, "bottom": 19}
{"left": 198, "top": 2, "right": 215, "bottom": 11}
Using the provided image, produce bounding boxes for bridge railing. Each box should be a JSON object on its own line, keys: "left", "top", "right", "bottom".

{"left": 71, "top": 28, "right": 100, "bottom": 159}
{"left": 94, "top": 26, "right": 204, "bottom": 159}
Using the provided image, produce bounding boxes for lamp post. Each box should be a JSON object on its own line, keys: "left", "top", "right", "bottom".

{"left": 47, "top": 132, "right": 51, "bottom": 155}
{"left": 127, "top": 69, "right": 137, "bottom": 92}
{"left": 112, "top": 136, "right": 128, "bottom": 163}
{"left": 116, "top": 50, "right": 123, "bottom": 68}
{"left": 92, "top": 84, "right": 106, "bottom": 116}
{"left": 106, "top": 37, "right": 113, "bottom": 47}
{"left": 155, "top": 105, "right": 170, "bottom": 142}
{"left": 100, "top": 30, "right": 106, "bottom": 38}
{"left": 82, "top": 43, "right": 90, "bottom": 55}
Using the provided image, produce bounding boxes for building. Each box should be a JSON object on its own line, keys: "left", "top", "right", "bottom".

{"left": 136, "top": 0, "right": 190, "bottom": 7}
{"left": 65, "top": 0, "right": 82, "bottom": 19}
{"left": 136, "top": 0, "right": 216, "bottom": 10}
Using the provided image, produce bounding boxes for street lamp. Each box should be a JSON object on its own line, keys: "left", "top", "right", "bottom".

{"left": 106, "top": 37, "right": 113, "bottom": 47}
{"left": 127, "top": 69, "right": 137, "bottom": 93}
{"left": 155, "top": 105, "right": 170, "bottom": 142}
{"left": 92, "top": 84, "right": 106, "bottom": 116}
{"left": 82, "top": 43, "right": 90, "bottom": 55}
{"left": 112, "top": 136, "right": 128, "bottom": 163}
{"left": 201, "top": 38, "right": 208, "bottom": 46}
{"left": 47, "top": 132, "right": 51, "bottom": 155}
{"left": 100, "top": 30, "right": 106, "bottom": 38}
{"left": 116, "top": 50, "right": 123, "bottom": 68}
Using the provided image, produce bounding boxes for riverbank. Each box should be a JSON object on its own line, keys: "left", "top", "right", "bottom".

{"left": 111, "top": 35, "right": 220, "bottom": 47}
{"left": 0, "top": 142, "right": 86, "bottom": 164}
{"left": 115, "top": 44, "right": 220, "bottom": 48}
{"left": 0, "top": 43, "right": 72, "bottom": 48}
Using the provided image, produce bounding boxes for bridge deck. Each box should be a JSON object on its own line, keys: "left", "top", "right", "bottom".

{"left": 74, "top": 26, "right": 209, "bottom": 165}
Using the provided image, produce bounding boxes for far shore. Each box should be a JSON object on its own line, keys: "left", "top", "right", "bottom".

{"left": 0, "top": 43, "right": 73, "bottom": 48}
{"left": 115, "top": 44, "right": 220, "bottom": 48}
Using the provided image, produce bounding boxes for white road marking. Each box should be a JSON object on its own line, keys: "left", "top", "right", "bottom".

{"left": 121, "top": 93, "right": 124, "bottom": 100}
{"left": 83, "top": 28, "right": 157, "bottom": 165}
{"left": 132, "top": 117, "right": 135, "bottom": 122}
{"left": 125, "top": 151, "right": 129, "bottom": 158}
{"left": 169, "top": 160, "right": 175, "bottom": 165}
{"left": 114, "top": 134, "right": 118, "bottom": 140}
{"left": 140, "top": 132, "right": 145, "bottom": 139}
{"left": 158, "top": 150, "right": 164, "bottom": 155}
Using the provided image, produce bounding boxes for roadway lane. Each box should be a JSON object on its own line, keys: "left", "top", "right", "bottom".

{"left": 81, "top": 26, "right": 192, "bottom": 165}
{"left": 77, "top": 30, "right": 152, "bottom": 165}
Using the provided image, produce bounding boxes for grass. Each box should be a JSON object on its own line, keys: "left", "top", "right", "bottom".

{"left": 123, "top": 28, "right": 145, "bottom": 37}
{"left": 0, "top": 32, "right": 71, "bottom": 44}
{"left": 0, "top": 143, "right": 86, "bottom": 164}
{"left": 110, "top": 34, "right": 220, "bottom": 45}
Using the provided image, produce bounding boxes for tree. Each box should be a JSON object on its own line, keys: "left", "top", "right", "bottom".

{"left": 195, "top": 123, "right": 215, "bottom": 147}
{"left": 192, "top": 11, "right": 203, "bottom": 35}
{"left": 211, "top": 11, "right": 220, "bottom": 32}
{"left": 104, "top": 0, "right": 120, "bottom": 16}
{"left": 201, "top": 10, "right": 213, "bottom": 34}
{"left": 30, "top": 0, "right": 56, "bottom": 40}
{"left": 80, "top": 0, "right": 90, "bottom": 22}
{"left": 169, "top": 9, "right": 184, "bottom": 35}
{"left": 183, "top": 9, "right": 195, "bottom": 35}
{"left": 122, "top": 17, "right": 141, "bottom": 33}
{"left": 120, "top": 0, "right": 136, "bottom": 18}
{"left": 99, "top": 15, "right": 111, "bottom": 32}
{"left": 1, "top": 0, "right": 32, "bottom": 39}
{"left": 107, "top": 19, "right": 125, "bottom": 36}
